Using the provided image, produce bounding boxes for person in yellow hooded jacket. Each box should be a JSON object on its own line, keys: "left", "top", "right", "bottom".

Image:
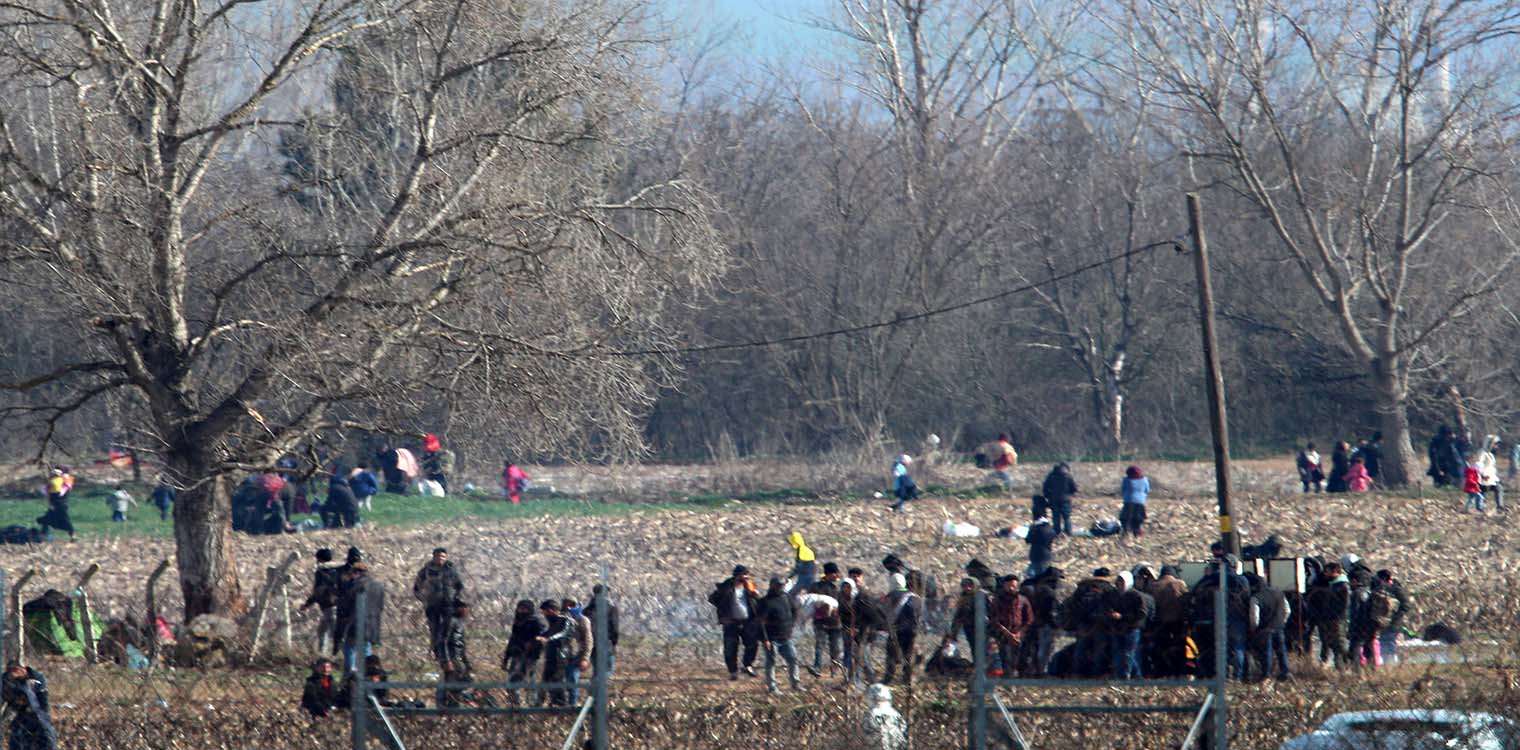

{"left": 789, "top": 532, "right": 817, "bottom": 592}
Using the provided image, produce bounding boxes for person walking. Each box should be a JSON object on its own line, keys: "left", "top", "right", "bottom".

{"left": 1326, "top": 441, "right": 1352, "bottom": 493}
{"left": 1040, "top": 463, "right": 1077, "bottom": 536}
{"left": 757, "top": 577, "right": 801, "bottom": 693}
{"left": 336, "top": 562, "right": 385, "bottom": 673}
{"left": 561, "top": 598, "right": 592, "bottom": 704}
{"left": 1463, "top": 457, "right": 1485, "bottom": 512}
{"left": 299, "top": 548, "right": 343, "bottom": 654}
{"left": 107, "top": 488, "right": 137, "bottom": 523}
{"left": 708, "top": 565, "right": 761, "bottom": 680}
{"left": 150, "top": 480, "right": 175, "bottom": 521}
{"left": 891, "top": 455, "right": 919, "bottom": 512}
{"left": 413, "top": 548, "right": 465, "bottom": 648}
{"left": 1119, "top": 465, "right": 1150, "bottom": 537}
{"left": 37, "top": 467, "right": 75, "bottom": 541}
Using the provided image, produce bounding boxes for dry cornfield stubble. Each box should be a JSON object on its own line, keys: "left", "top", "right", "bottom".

{"left": 8, "top": 458, "right": 1520, "bottom": 749}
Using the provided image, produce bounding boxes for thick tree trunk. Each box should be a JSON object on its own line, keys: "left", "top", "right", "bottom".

{"left": 171, "top": 468, "right": 245, "bottom": 619}
{"left": 1373, "top": 362, "right": 1419, "bottom": 487}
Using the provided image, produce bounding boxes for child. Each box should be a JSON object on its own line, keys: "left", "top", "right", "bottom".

{"left": 1345, "top": 456, "right": 1372, "bottom": 493}
{"left": 1296, "top": 443, "right": 1324, "bottom": 492}
{"left": 1119, "top": 465, "right": 1150, "bottom": 537}
{"left": 891, "top": 455, "right": 919, "bottom": 512}
{"left": 108, "top": 489, "right": 136, "bottom": 523}
{"left": 1463, "top": 458, "right": 1484, "bottom": 512}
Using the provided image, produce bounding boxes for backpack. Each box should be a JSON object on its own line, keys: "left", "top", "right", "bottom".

{"left": 1089, "top": 519, "right": 1121, "bottom": 537}
{"left": 1366, "top": 589, "right": 1395, "bottom": 627}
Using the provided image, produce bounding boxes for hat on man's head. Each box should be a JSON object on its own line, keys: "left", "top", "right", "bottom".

{"left": 733, "top": 565, "right": 749, "bottom": 576}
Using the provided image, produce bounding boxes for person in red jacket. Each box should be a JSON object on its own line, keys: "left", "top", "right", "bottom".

{"left": 991, "top": 575, "right": 1033, "bottom": 676}
{"left": 503, "top": 460, "right": 530, "bottom": 504}
{"left": 1463, "top": 459, "right": 1485, "bottom": 512}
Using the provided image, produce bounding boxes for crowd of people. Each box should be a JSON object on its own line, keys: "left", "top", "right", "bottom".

{"left": 1295, "top": 427, "right": 1520, "bottom": 510}
{"left": 296, "top": 545, "right": 617, "bottom": 718}
{"left": 712, "top": 532, "right": 1416, "bottom": 693}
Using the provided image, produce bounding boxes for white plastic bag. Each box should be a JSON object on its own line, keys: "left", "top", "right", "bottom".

{"left": 942, "top": 520, "right": 981, "bottom": 538}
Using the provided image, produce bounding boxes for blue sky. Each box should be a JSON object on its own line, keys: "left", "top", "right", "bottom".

{"left": 662, "top": 0, "right": 836, "bottom": 66}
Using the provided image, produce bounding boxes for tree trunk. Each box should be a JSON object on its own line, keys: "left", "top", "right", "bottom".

{"left": 1373, "top": 362, "right": 1419, "bottom": 487}
{"left": 171, "top": 469, "right": 245, "bottom": 620}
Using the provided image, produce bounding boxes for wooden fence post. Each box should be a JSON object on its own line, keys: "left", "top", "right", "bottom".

{"left": 145, "top": 559, "right": 171, "bottom": 664}
{"left": 8, "top": 569, "right": 37, "bottom": 664}
{"left": 74, "top": 563, "right": 100, "bottom": 664}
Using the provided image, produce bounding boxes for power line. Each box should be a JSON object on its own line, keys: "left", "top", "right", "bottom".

{"left": 607, "top": 239, "right": 1182, "bottom": 358}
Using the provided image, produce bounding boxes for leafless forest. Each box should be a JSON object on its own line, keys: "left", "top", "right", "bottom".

{"left": 3, "top": 0, "right": 1520, "bottom": 618}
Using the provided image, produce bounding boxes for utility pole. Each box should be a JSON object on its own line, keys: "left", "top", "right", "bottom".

{"left": 1187, "top": 193, "right": 1239, "bottom": 556}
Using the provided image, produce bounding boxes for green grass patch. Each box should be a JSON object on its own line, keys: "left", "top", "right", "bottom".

{"left": 0, "top": 488, "right": 727, "bottom": 539}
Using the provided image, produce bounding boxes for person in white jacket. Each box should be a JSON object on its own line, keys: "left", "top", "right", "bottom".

{"left": 1475, "top": 435, "right": 1505, "bottom": 511}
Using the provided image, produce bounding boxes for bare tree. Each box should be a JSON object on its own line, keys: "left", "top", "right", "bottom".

{"left": 0, "top": 0, "right": 722, "bottom": 617}
{"left": 1111, "top": 0, "right": 1520, "bottom": 483}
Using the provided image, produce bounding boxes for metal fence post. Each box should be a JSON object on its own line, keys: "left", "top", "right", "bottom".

{"left": 592, "top": 588, "right": 610, "bottom": 750}
{"left": 968, "top": 590, "right": 987, "bottom": 750}
{"left": 351, "top": 589, "right": 368, "bottom": 750}
{"left": 1212, "top": 563, "right": 1228, "bottom": 749}
{"left": 0, "top": 569, "right": 6, "bottom": 665}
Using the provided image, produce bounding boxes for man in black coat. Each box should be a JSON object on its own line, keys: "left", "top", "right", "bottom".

{"left": 1040, "top": 464, "right": 1078, "bottom": 536}
{"left": 537, "top": 601, "right": 573, "bottom": 706}
{"left": 300, "top": 658, "right": 339, "bottom": 718}
{"left": 299, "top": 548, "right": 342, "bottom": 655}
{"left": 325, "top": 472, "right": 360, "bottom": 529}
{"left": 502, "top": 599, "right": 545, "bottom": 705}
{"left": 413, "top": 548, "right": 465, "bottom": 648}
{"left": 883, "top": 573, "right": 923, "bottom": 686}
{"left": 1306, "top": 562, "right": 1351, "bottom": 668}
{"left": 1025, "top": 508, "right": 1058, "bottom": 577}
{"left": 839, "top": 578, "right": 887, "bottom": 684}
{"left": 336, "top": 563, "right": 385, "bottom": 673}
{"left": 1018, "top": 567, "right": 1062, "bottom": 676}
{"left": 583, "top": 584, "right": 619, "bottom": 675}
{"left": 708, "top": 565, "right": 761, "bottom": 680}
{"left": 1246, "top": 574, "right": 1290, "bottom": 681}
{"left": 3, "top": 662, "right": 55, "bottom": 750}
{"left": 757, "top": 577, "right": 801, "bottom": 693}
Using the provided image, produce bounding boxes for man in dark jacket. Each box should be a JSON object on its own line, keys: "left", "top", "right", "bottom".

{"left": 1188, "top": 558, "right": 1250, "bottom": 679}
{"left": 536, "top": 601, "right": 572, "bottom": 706}
{"left": 301, "top": 658, "right": 339, "bottom": 718}
{"left": 708, "top": 565, "right": 761, "bottom": 680}
{"left": 883, "top": 573, "right": 922, "bottom": 686}
{"left": 1375, "top": 569, "right": 1410, "bottom": 664}
{"left": 299, "top": 548, "right": 342, "bottom": 654}
{"left": 1018, "top": 568, "right": 1062, "bottom": 676}
{"left": 336, "top": 563, "right": 385, "bottom": 673}
{"left": 1025, "top": 509, "right": 1058, "bottom": 577}
{"left": 1306, "top": 562, "right": 1350, "bottom": 668}
{"left": 1346, "top": 569, "right": 1387, "bottom": 671}
{"left": 1110, "top": 572, "right": 1154, "bottom": 679}
{"left": 757, "top": 577, "right": 801, "bottom": 693}
{"left": 944, "top": 578, "right": 984, "bottom": 662}
{"left": 1246, "top": 574, "right": 1290, "bottom": 681}
{"left": 1040, "top": 463, "right": 1078, "bottom": 536}
{"left": 584, "top": 584, "right": 619, "bottom": 675}
{"left": 1062, "top": 569, "right": 1118, "bottom": 677}
{"left": 882, "top": 553, "right": 940, "bottom": 630}
{"left": 325, "top": 472, "right": 359, "bottom": 529}
{"left": 809, "top": 563, "right": 844, "bottom": 676}
{"left": 376, "top": 445, "right": 405, "bottom": 494}
{"left": 3, "top": 661, "right": 55, "bottom": 750}
{"left": 1145, "top": 566, "right": 1190, "bottom": 677}
{"left": 413, "top": 548, "right": 465, "bottom": 647}
{"left": 502, "top": 599, "right": 545, "bottom": 705}
{"left": 434, "top": 600, "right": 473, "bottom": 707}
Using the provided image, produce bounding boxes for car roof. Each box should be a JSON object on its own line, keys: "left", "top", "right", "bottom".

{"left": 1322, "top": 710, "right": 1512, "bottom": 728}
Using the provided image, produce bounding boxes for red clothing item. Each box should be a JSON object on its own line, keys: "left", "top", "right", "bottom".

{"left": 503, "top": 464, "right": 530, "bottom": 504}
{"left": 1463, "top": 466, "right": 1482, "bottom": 494}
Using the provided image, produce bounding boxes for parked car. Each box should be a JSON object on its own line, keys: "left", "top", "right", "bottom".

{"left": 1280, "top": 710, "right": 1518, "bottom": 750}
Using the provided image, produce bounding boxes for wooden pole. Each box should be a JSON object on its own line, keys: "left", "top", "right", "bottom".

{"left": 9, "top": 569, "right": 36, "bottom": 664}
{"left": 74, "top": 563, "right": 100, "bottom": 664}
{"left": 145, "top": 559, "right": 171, "bottom": 664}
{"left": 1187, "top": 193, "right": 1240, "bottom": 556}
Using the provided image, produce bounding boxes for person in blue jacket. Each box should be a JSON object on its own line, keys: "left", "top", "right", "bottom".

{"left": 1119, "top": 465, "right": 1151, "bottom": 537}
{"left": 350, "top": 464, "right": 380, "bottom": 511}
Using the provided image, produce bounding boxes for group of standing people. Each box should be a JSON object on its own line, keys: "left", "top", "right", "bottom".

{"left": 1296, "top": 434, "right": 1381, "bottom": 493}
{"left": 298, "top": 544, "right": 616, "bottom": 717}
{"left": 1428, "top": 427, "right": 1512, "bottom": 512}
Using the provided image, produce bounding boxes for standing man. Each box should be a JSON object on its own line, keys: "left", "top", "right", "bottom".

{"left": 883, "top": 573, "right": 922, "bottom": 686}
{"left": 299, "top": 548, "right": 343, "bottom": 654}
{"left": 376, "top": 444, "right": 406, "bottom": 494}
{"left": 1246, "top": 574, "right": 1290, "bottom": 681}
{"left": 708, "top": 565, "right": 761, "bottom": 680}
{"left": 1040, "top": 463, "right": 1077, "bottom": 536}
{"left": 413, "top": 548, "right": 465, "bottom": 649}
{"left": 336, "top": 562, "right": 386, "bottom": 673}
{"left": 150, "top": 479, "right": 175, "bottom": 522}
{"left": 502, "top": 599, "right": 545, "bottom": 705}
{"left": 757, "top": 577, "right": 801, "bottom": 694}
{"left": 992, "top": 433, "right": 1019, "bottom": 489}
{"left": 561, "top": 598, "right": 592, "bottom": 705}
{"left": 1375, "top": 569, "right": 1410, "bottom": 665}
{"left": 2, "top": 661, "right": 55, "bottom": 750}
{"left": 1146, "top": 566, "right": 1190, "bottom": 677}
{"left": 809, "top": 563, "right": 844, "bottom": 676}
{"left": 992, "top": 575, "right": 1033, "bottom": 677}
{"left": 1024, "top": 507, "right": 1058, "bottom": 577}
{"left": 583, "top": 584, "right": 619, "bottom": 675}
{"left": 536, "top": 601, "right": 572, "bottom": 707}
{"left": 433, "top": 600, "right": 473, "bottom": 683}
{"left": 1111, "top": 572, "right": 1154, "bottom": 679}
{"left": 1306, "top": 562, "right": 1351, "bottom": 668}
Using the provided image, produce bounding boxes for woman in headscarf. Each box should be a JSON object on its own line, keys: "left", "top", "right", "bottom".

{"left": 1119, "top": 466, "right": 1150, "bottom": 537}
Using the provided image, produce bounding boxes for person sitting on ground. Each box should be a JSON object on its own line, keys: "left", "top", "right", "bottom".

{"left": 301, "top": 658, "right": 339, "bottom": 717}
{"left": 1345, "top": 456, "right": 1372, "bottom": 493}
{"left": 1296, "top": 443, "right": 1324, "bottom": 493}
{"left": 1119, "top": 465, "right": 1150, "bottom": 537}
{"left": 891, "top": 455, "right": 919, "bottom": 512}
